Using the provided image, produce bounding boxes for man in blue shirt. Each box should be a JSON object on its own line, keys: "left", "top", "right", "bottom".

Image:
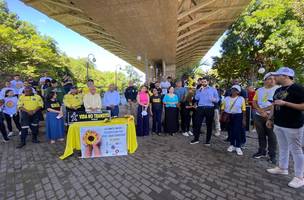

{"left": 103, "top": 84, "right": 120, "bottom": 117}
{"left": 191, "top": 77, "right": 219, "bottom": 145}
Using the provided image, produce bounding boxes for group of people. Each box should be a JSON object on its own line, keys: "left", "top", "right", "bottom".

{"left": 1, "top": 66, "right": 304, "bottom": 188}
{"left": 126, "top": 67, "right": 304, "bottom": 188}
{"left": 0, "top": 73, "right": 122, "bottom": 148}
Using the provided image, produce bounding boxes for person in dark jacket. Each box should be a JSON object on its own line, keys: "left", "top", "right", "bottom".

{"left": 124, "top": 81, "right": 138, "bottom": 118}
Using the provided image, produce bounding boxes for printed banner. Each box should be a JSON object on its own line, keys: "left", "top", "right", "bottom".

{"left": 67, "top": 110, "right": 110, "bottom": 124}
{"left": 80, "top": 125, "right": 127, "bottom": 158}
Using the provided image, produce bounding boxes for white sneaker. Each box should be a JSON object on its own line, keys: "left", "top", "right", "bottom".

{"left": 188, "top": 131, "right": 193, "bottom": 136}
{"left": 266, "top": 167, "right": 288, "bottom": 175}
{"left": 227, "top": 145, "right": 235, "bottom": 152}
{"left": 8, "top": 132, "right": 14, "bottom": 137}
{"left": 182, "top": 132, "right": 189, "bottom": 137}
{"left": 19, "top": 131, "right": 21, "bottom": 136}
{"left": 288, "top": 177, "right": 304, "bottom": 188}
{"left": 214, "top": 131, "right": 221, "bottom": 137}
{"left": 236, "top": 148, "right": 243, "bottom": 156}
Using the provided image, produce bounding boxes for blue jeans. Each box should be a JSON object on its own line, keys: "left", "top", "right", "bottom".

{"left": 137, "top": 106, "right": 149, "bottom": 136}
{"left": 228, "top": 113, "right": 243, "bottom": 148}
{"left": 152, "top": 108, "right": 162, "bottom": 133}
{"left": 106, "top": 105, "right": 119, "bottom": 117}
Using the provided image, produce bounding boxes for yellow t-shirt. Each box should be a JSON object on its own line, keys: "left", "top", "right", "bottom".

{"left": 18, "top": 94, "right": 44, "bottom": 111}
{"left": 63, "top": 93, "right": 83, "bottom": 109}
{"left": 221, "top": 96, "right": 246, "bottom": 114}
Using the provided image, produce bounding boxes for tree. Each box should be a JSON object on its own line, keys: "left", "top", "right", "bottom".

{"left": 213, "top": 0, "right": 304, "bottom": 85}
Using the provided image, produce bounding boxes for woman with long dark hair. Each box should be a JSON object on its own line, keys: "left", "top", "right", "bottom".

{"left": 45, "top": 92, "right": 65, "bottom": 143}
{"left": 136, "top": 85, "right": 150, "bottom": 136}
{"left": 163, "top": 86, "right": 179, "bottom": 135}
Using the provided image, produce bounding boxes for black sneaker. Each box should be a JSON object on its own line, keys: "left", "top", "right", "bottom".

{"left": 252, "top": 152, "right": 267, "bottom": 159}
{"left": 16, "top": 143, "right": 25, "bottom": 149}
{"left": 190, "top": 140, "right": 200, "bottom": 145}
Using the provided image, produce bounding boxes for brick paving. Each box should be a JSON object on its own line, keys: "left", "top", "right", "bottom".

{"left": 1, "top": 112, "right": 304, "bottom": 199}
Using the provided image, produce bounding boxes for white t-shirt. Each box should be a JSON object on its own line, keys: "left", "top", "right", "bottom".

{"left": 39, "top": 76, "right": 52, "bottom": 84}
{"left": 222, "top": 96, "right": 246, "bottom": 114}
{"left": 160, "top": 81, "right": 171, "bottom": 95}
{"left": 253, "top": 86, "right": 279, "bottom": 116}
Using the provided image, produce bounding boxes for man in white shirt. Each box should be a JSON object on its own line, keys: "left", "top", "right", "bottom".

{"left": 39, "top": 71, "right": 52, "bottom": 85}
{"left": 160, "top": 77, "right": 171, "bottom": 95}
{"left": 252, "top": 72, "right": 279, "bottom": 164}
{"left": 83, "top": 87, "right": 102, "bottom": 112}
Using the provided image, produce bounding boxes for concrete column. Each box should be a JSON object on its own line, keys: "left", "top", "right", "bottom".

{"left": 164, "top": 64, "right": 176, "bottom": 78}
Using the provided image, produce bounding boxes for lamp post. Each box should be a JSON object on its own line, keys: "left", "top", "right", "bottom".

{"left": 86, "top": 53, "right": 96, "bottom": 81}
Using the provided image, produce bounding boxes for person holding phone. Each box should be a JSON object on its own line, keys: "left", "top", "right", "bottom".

{"left": 252, "top": 72, "right": 279, "bottom": 163}
{"left": 266, "top": 67, "right": 304, "bottom": 188}
{"left": 190, "top": 77, "right": 219, "bottom": 145}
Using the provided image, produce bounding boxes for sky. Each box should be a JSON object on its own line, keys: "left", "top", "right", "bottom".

{"left": 6, "top": 0, "right": 223, "bottom": 75}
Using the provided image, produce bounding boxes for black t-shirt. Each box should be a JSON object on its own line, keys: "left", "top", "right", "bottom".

{"left": 273, "top": 84, "right": 304, "bottom": 128}
{"left": 45, "top": 99, "right": 61, "bottom": 111}
{"left": 150, "top": 95, "right": 162, "bottom": 110}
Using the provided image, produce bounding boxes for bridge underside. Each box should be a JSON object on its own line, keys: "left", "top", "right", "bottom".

{"left": 23, "top": 0, "right": 250, "bottom": 79}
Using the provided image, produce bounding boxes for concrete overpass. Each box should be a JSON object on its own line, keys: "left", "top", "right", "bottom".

{"left": 23, "top": 0, "right": 250, "bottom": 80}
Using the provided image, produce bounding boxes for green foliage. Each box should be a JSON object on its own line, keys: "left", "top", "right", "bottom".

{"left": 0, "top": 0, "right": 131, "bottom": 91}
{"left": 213, "top": 0, "right": 304, "bottom": 85}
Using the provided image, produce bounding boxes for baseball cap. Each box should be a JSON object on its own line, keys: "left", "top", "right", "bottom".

{"left": 231, "top": 85, "right": 241, "bottom": 92}
{"left": 273, "top": 67, "right": 295, "bottom": 77}
{"left": 263, "top": 72, "right": 275, "bottom": 81}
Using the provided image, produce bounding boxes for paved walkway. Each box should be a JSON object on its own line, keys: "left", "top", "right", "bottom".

{"left": 1, "top": 126, "right": 304, "bottom": 200}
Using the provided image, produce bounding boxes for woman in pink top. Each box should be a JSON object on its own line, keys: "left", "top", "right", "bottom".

{"left": 136, "top": 85, "right": 150, "bottom": 136}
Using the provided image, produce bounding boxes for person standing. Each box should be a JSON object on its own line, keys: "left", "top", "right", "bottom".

{"left": 163, "top": 86, "right": 179, "bottom": 136}
{"left": 39, "top": 71, "right": 52, "bottom": 85}
{"left": 136, "top": 85, "right": 150, "bottom": 136}
{"left": 150, "top": 88, "right": 163, "bottom": 135}
{"left": 45, "top": 80, "right": 65, "bottom": 104}
{"left": 62, "top": 74, "right": 73, "bottom": 94}
{"left": 124, "top": 81, "right": 138, "bottom": 118}
{"left": 3, "top": 90, "right": 21, "bottom": 137}
{"left": 17, "top": 87, "right": 44, "bottom": 148}
{"left": 224, "top": 79, "right": 248, "bottom": 145}
{"left": 10, "top": 75, "right": 24, "bottom": 92}
{"left": 222, "top": 85, "right": 246, "bottom": 156}
{"left": 160, "top": 77, "right": 171, "bottom": 95}
{"left": 18, "top": 81, "right": 37, "bottom": 96}
{"left": 0, "top": 99, "right": 9, "bottom": 142}
{"left": 181, "top": 88, "right": 196, "bottom": 137}
{"left": 45, "top": 92, "right": 65, "bottom": 144}
{"left": 213, "top": 86, "right": 222, "bottom": 136}
{"left": 190, "top": 77, "right": 219, "bottom": 145}
{"left": 266, "top": 67, "right": 304, "bottom": 188}
{"left": 252, "top": 73, "right": 278, "bottom": 164}
{"left": 103, "top": 84, "right": 120, "bottom": 117}
{"left": 174, "top": 80, "right": 187, "bottom": 134}
{"left": 0, "top": 81, "right": 17, "bottom": 99}
{"left": 83, "top": 87, "right": 102, "bottom": 113}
